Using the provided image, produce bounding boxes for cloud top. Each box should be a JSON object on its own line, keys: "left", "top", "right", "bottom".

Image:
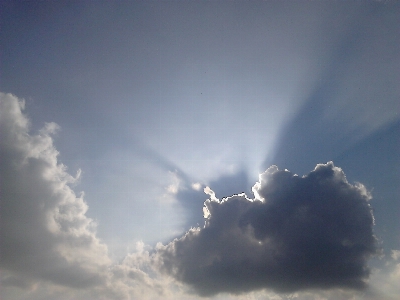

{"left": 156, "top": 162, "right": 377, "bottom": 296}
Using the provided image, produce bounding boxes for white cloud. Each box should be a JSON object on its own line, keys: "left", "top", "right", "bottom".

{"left": 0, "top": 92, "right": 113, "bottom": 295}
{"left": 0, "top": 93, "right": 168, "bottom": 299}
{"left": 204, "top": 186, "right": 219, "bottom": 202}
{"left": 191, "top": 182, "right": 202, "bottom": 191}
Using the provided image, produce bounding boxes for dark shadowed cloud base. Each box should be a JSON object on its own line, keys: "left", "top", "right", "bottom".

{"left": 156, "top": 162, "right": 377, "bottom": 296}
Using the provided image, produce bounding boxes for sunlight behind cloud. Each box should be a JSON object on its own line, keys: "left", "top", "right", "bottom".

{"left": 0, "top": 92, "right": 398, "bottom": 300}
{"left": 1, "top": 1, "right": 399, "bottom": 299}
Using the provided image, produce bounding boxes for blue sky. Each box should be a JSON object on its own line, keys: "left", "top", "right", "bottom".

{"left": 0, "top": 1, "right": 399, "bottom": 299}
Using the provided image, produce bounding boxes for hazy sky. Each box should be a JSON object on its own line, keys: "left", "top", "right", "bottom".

{"left": 0, "top": 1, "right": 399, "bottom": 300}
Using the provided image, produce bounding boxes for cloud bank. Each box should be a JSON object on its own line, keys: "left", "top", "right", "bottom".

{"left": 0, "top": 92, "right": 387, "bottom": 299}
{"left": 156, "top": 162, "right": 377, "bottom": 296}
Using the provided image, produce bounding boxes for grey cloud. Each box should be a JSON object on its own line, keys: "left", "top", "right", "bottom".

{"left": 156, "top": 162, "right": 377, "bottom": 296}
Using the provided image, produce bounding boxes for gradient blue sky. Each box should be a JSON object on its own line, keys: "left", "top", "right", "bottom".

{"left": 0, "top": 1, "right": 399, "bottom": 300}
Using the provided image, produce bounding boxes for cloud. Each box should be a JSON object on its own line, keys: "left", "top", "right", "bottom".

{"left": 0, "top": 93, "right": 171, "bottom": 299}
{"left": 363, "top": 250, "right": 400, "bottom": 300}
{"left": 175, "top": 168, "right": 249, "bottom": 229}
{"left": 156, "top": 162, "right": 377, "bottom": 297}
{"left": 0, "top": 92, "right": 386, "bottom": 300}
{"left": 0, "top": 92, "right": 189, "bottom": 300}
{"left": 0, "top": 92, "right": 114, "bottom": 290}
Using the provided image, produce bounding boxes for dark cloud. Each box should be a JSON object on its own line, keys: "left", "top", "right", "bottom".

{"left": 156, "top": 162, "right": 377, "bottom": 296}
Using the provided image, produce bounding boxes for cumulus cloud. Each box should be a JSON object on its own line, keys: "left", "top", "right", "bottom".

{"left": 0, "top": 93, "right": 173, "bottom": 300}
{"left": 0, "top": 92, "right": 113, "bottom": 289}
{"left": 156, "top": 162, "right": 377, "bottom": 296}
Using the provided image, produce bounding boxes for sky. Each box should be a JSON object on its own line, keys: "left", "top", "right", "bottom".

{"left": 0, "top": 1, "right": 399, "bottom": 300}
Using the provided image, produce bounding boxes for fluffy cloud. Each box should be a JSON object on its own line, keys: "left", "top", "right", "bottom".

{"left": 0, "top": 92, "right": 200, "bottom": 300}
{"left": 0, "top": 93, "right": 113, "bottom": 292}
{"left": 156, "top": 162, "right": 377, "bottom": 296}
